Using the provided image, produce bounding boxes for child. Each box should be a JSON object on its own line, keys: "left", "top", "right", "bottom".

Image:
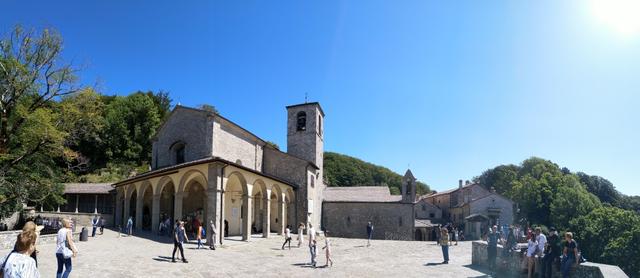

{"left": 323, "top": 231, "right": 333, "bottom": 267}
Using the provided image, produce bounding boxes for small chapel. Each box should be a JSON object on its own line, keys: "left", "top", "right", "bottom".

{"left": 113, "top": 102, "right": 326, "bottom": 245}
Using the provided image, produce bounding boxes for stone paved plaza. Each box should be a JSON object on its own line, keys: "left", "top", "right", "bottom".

{"left": 3, "top": 230, "right": 493, "bottom": 277}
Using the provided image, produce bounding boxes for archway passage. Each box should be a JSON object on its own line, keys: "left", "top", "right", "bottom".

{"left": 142, "top": 185, "right": 153, "bottom": 230}
{"left": 224, "top": 173, "right": 245, "bottom": 237}
{"left": 270, "top": 191, "right": 279, "bottom": 233}
{"left": 182, "top": 180, "right": 207, "bottom": 236}
{"left": 159, "top": 182, "right": 175, "bottom": 232}
{"left": 129, "top": 189, "right": 137, "bottom": 219}
{"left": 415, "top": 229, "right": 423, "bottom": 241}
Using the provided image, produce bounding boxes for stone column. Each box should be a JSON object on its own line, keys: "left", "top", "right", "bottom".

{"left": 174, "top": 192, "right": 183, "bottom": 222}
{"left": 123, "top": 195, "right": 130, "bottom": 227}
{"left": 242, "top": 194, "right": 252, "bottom": 241}
{"left": 115, "top": 191, "right": 123, "bottom": 228}
{"left": 277, "top": 193, "right": 286, "bottom": 235}
{"left": 262, "top": 189, "right": 271, "bottom": 238}
{"left": 94, "top": 195, "right": 98, "bottom": 214}
{"left": 207, "top": 163, "right": 223, "bottom": 246}
{"left": 151, "top": 193, "right": 161, "bottom": 234}
{"left": 57, "top": 206, "right": 60, "bottom": 213}
{"left": 135, "top": 190, "right": 143, "bottom": 230}
{"left": 75, "top": 195, "right": 79, "bottom": 213}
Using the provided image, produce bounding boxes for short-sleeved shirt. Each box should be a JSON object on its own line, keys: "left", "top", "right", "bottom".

{"left": 536, "top": 234, "right": 547, "bottom": 254}
{"left": 175, "top": 227, "right": 186, "bottom": 243}
{"left": 285, "top": 228, "right": 291, "bottom": 238}
{"left": 565, "top": 240, "right": 577, "bottom": 257}
{"left": 487, "top": 232, "right": 500, "bottom": 247}
{"left": 1, "top": 252, "right": 40, "bottom": 278}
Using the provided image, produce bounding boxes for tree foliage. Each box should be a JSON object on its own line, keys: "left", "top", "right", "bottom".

{"left": 569, "top": 207, "right": 640, "bottom": 276}
{"left": 323, "top": 152, "right": 431, "bottom": 196}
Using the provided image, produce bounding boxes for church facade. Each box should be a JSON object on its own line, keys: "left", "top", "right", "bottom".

{"left": 113, "top": 102, "right": 325, "bottom": 245}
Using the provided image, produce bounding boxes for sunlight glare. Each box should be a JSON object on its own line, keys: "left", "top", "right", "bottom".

{"left": 591, "top": 0, "right": 640, "bottom": 37}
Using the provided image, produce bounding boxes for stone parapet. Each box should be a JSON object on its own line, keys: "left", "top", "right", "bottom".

{"left": 0, "top": 230, "right": 80, "bottom": 250}
{"left": 471, "top": 241, "right": 629, "bottom": 278}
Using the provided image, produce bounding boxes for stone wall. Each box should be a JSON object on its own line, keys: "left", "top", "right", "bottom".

{"left": 414, "top": 199, "right": 442, "bottom": 219}
{"left": 322, "top": 202, "right": 414, "bottom": 240}
{"left": 35, "top": 212, "right": 114, "bottom": 229}
{"left": 152, "top": 107, "right": 214, "bottom": 169}
{"left": 0, "top": 230, "right": 80, "bottom": 250}
{"left": 213, "top": 118, "right": 263, "bottom": 171}
{"left": 471, "top": 241, "right": 629, "bottom": 278}
{"left": 469, "top": 194, "right": 514, "bottom": 227}
{"left": 0, "top": 211, "right": 21, "bottom": 231}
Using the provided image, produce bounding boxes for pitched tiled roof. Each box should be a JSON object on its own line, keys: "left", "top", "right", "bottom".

{"left": 63, "top": 183, "right": 114, "bottom": 194}
{"left": 323, "top": 186, "right": 402, "bottom": 203}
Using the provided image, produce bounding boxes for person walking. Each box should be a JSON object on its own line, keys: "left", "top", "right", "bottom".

{"left": 91, "top": 215, "right": 99, "bottom": 237}
{"left": 282, "top": 225, "right": 292, "bottom": 250}
{"left": 55, "top": 218, "right": 78, "bottom": 278}
{"left": 438, "top": 227, "right": 450, "bottom": 264}
{"left": 100, "top": 217, "right": 106, "bottom": 235}
{"left": 126, "top": 217, "right": 133, "bottom": 236}
{"left": 542, "top": 227, "right": 561, "bottom": 278}
{"left": 453, "top": 227, "right": 459, "bottom": 245}
{"left": 322, "top": 230, "right": 333, "bottom": 267}
{"left": 1, "top": 230, "right": 40, "bottom": 278}
{"left": 308, "top": 223, "right": 317, "bottom": 267}
{"left": 366, "top": 222, "right": 374, "bottom": 247}
{"left": 297, "top": 223, "right": 305, "bottom": 248}
{"left": 196, "top": 218, "right": 204, "bottom": 250}
{"left": 561, "top": 232, "right": 579, "bottom": 278}
{"left": 172, "top": 221, "right": 189, "bottom": 263}
{"left": 487, "top": 225, "right": 501, "bottom": 273}
{"left": 209, "top": 220, "right": 217, "bottom": 250}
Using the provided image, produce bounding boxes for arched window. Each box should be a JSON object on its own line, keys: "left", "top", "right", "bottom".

{"left": 318, "top": 115, "right": 322, "bottom": 134}
{"left": 175, "top": 144, "right": 185, "bottom": 164}
{"left": 310, "top": 175, "right": 315, "bottom": 188}
{"left": 296, "top": 111, "right": 306, "bottom": 131}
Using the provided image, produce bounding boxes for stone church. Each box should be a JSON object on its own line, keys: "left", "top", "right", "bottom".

{"left": 113, "top": 102, "right": 325, "bottom": 245}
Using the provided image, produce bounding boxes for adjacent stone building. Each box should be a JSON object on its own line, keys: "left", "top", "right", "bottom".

{"left": 114, "top": 102, "right": 326, "bottom": 245}
{"left": 322, "top": 170, "right": 418, "bottom": 241}
{"left": 422, "top": 181, "right": 514, "bottom": 240}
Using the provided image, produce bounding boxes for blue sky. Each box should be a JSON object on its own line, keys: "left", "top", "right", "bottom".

{"left": 3, "top": 1, "right": 639, "bottom": 195}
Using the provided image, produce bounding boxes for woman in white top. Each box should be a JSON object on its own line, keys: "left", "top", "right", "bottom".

{"left": 297, "top": 223, "right": 305, "bottom": 248}
{"left": 1, "top": 230, "right": 40, "bottom": 278}
{"left": 526, "top": 236, "right": 538, "bottom": 278}
{"left": 281, "top": 225, "right": 292, "bottom": 250}
{"left": 322, "top": 230, "right": 333, "bottom": 267}
{"left": 55, "top": 218, "right": 78, "bottom": 278}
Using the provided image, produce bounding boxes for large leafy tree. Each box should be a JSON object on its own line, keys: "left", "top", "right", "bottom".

{"left": 103, "top": 92, "right": 161, "bottom": 165}
{"left": 0, "top": 26, "right": 77, "bottom": 216}
{"left": 569, "top": 206, "right": 640, "bottom": 276}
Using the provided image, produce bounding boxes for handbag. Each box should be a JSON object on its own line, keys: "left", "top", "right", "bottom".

{"left": 62, "top": 235, "right": 74, "bottom": 259}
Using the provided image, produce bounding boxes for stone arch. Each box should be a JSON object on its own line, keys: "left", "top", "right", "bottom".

{"left": 415, "top": 229, "right": 424, "bottom": 241}
{"left": 178, "top": 169, "right": 208, "bottom": 194}
{"left": 251, "top": 179, "right": 267, "bottom": 235}
{"left": 139, "top": 181, "right": 153, "bottom": 230}
{"left": 270, "top": 184, "right": 285, "bottom": 233}
{"left": 178, "top": 169, "right": 208, "bottom": 234}
{"left": 154, "top": 176, "right": 176, "bottom": 195}
{"left": 158, "top": 177, "right": 176, "bottom": 228}
{"left": 224, "top": 171, "right": 248, "bottom": 237}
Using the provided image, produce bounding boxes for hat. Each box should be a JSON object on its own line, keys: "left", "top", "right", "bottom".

{"left": 549, "top": 227, "right": 557, "bottom": 232}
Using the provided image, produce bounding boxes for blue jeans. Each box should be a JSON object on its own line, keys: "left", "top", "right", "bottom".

{"left": 310, "top": 245, "right": 317, "bottom": 266}
{"left": 561, "top": 255, "right": 575, "bottom": 278}
{"left": 441, "top": 245, "right": 449, "bottom": 262}
{"left": 56, "top": 253, "right": 72, "bottom": 278}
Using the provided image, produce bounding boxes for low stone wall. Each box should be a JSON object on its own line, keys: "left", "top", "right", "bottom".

{"left": 35, "top": 211, "right": 113, "bottom": 228}
{"left": 0, "top": 230, "right": 80, "bottom": 250}
{"left": 472, "top": 241, "right": 629, "bottom": 278}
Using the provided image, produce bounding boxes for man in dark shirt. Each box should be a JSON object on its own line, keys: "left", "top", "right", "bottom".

{"left": 486, "top": 225, "right": 501, "bottom": 272}
{"left": 542, "top": 227, "right": 561, "bottom": 278}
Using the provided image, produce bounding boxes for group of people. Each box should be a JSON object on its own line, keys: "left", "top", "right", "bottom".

{"left": 484, "top": 224, "right": 580, "bottom": 278}
{"left": 0, "top": 218, "right": 78, "bottom": 278}
{"left": 281, "top": 223, "right": 332, "bottom": 268}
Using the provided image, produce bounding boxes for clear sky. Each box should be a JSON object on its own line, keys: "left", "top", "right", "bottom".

{"left": 3, "top": 1, "right": 639, "bottom": 195}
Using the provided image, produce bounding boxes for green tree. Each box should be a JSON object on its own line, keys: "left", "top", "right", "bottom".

{"left": 0, "top": 26, "right": 76, "bottom": 217}
{"left": 475, "top": 164, "right": 519, "bottom": 195}
{"left": 103, "top": 92, "right": 161, "bottom": 164}
{"left": 549, "top": 175, "right": 601, "bottom": 229}
{"left": 569, "top": 206, "right": 640, "bottom": 276}
{"left": 576, "top": 172, "right": 621, "bottom": 205}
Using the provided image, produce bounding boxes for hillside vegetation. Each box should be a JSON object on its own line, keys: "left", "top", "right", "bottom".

{"left": 323, "top": 152, "right": 431, "bottom": 196}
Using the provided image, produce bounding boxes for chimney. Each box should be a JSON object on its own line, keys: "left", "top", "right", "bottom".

{"left": 458, "top": 180, "right": 463, "bottom": 189}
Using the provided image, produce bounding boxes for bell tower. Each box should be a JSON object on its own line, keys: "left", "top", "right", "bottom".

{"left": 286, "top": 102, "right": 325, "bottom": 229}
{"left": 402, "top": 169, "right": 416, "bottom": 203}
